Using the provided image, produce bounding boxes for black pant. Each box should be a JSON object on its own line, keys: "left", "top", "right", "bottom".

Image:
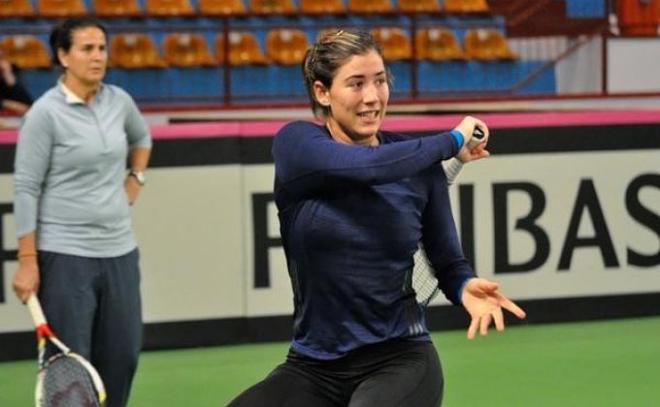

{"left": 39, "top": 249, "right": 142, "bottom": 407}
{"left": 228, "top": 339, "right": 443, "bottom": 407}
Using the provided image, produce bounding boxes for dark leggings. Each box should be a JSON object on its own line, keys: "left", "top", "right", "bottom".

{"left": 228, "top": 339, "right": 443, "bottom": 407}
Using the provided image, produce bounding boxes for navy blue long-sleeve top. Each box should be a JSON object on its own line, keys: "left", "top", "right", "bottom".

{"left": 272, "top": 121, "right": 476, "bottom": 360}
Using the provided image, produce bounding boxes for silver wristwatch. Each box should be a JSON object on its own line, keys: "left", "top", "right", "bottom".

{"left": 128, "top": 169, "right": 146, "bottom": 186}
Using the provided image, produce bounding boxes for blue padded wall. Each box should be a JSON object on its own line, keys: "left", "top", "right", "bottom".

{"left": 20, "top": 60, "right": 556, "bottom": 103}
{"left": 418, "top": 61, "right": 555, "bottom": 95}
{"left": 565, "top": 0, "right": 606, "bottom": 18}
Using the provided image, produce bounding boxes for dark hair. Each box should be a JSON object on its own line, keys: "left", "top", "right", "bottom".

{"left": 302, "top": 29, "right": 389, "bottom": 119}
{"left": 49, "top": 17, "right": 107, "bottom": 66}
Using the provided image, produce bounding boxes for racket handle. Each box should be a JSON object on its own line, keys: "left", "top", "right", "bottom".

{"left": 467, "top": 126, "right": 485, "bottom": 148}
{"left": 26, "top": 293, "right": 47, "bottom": 327}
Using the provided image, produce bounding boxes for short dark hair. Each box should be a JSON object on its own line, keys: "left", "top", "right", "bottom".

{"left": 49, "top": 17, "right": 107, "bottom": 66}
{"left": 302, "top": 29, "right": 390, "bottom": 119}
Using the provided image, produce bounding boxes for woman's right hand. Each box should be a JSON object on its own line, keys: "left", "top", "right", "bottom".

{"left": 13, "top": 257, "right": 39, "bottom": 303}
{"left": 453, "top": 115, "right": 489, "bottom": 148}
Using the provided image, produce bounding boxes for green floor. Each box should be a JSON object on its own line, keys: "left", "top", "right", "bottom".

{"left": 1, "top": 317, "right": 658, "bottom": 406}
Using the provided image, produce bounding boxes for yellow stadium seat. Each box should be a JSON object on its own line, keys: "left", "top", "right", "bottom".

{"left": 444, "top": 0, "right": 489, "bottom": 13}
{"left": 38, "top": 0, "right": 86, "bottom": 16}
{"left": 398, "top": 0, "right": 440, "bottom": 12}
{"left": 266, "top": 28, "right": 308, "bottom": 65}
{"left": 250, "top": 0, "right": 296, "bottom": 14}
{"left": 299, "top": 0, "right": 345, "bottom": 14}
{"left": 109, "top": 33, "right": 167, "bottom": 68}
{"left": 370, "top": 27, "right": 411, "bottom": 61}
{"left": 93, "top": 0, "right": 141, "bottom": 16}
{"left": 347, "top": 0, "right": 393, "bottom": 13}
{"left": 0, "top": 35, "right": 51, "bottom": 69}
{"left": 415, "top": 27, "right": 465, "bottom": 60}
{"left": 0, "top": 0, "right": 34, "bottom": 17}
{"left": 199, "top": 0, "right": 246, "bottom": 15}
{"left": 163, "top": 33, "right": 217, "bottom": 67}
{"left": 145, "top": 0, "right": 194, "bottom": 16}
{"left": 216, "top": 32, "right": 268, "bottom": 65}
{"left": 464, "top": 29, "right": 517, "bottom": 60}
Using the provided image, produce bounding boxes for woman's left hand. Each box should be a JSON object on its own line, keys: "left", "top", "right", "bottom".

{"left": 124, "top": 176, "right": 141, "bottom": 205}
{"left": 461, "top": 278, "right": 526, "bottom": 339}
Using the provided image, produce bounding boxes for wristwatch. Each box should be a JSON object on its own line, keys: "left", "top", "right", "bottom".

{"left": 128, "top": 169, "right": 146, "bottom": 186}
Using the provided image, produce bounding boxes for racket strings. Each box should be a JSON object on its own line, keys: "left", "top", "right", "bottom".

{"left": 41, "top": 356, "right": 100, "bottom": 407}
{"left": 412, "top": 247, "right": 440, "bottom": 306}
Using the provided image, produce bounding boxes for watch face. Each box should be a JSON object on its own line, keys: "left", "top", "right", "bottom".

{"left": 131, "top": 171, "right": 145, "bottom": 185}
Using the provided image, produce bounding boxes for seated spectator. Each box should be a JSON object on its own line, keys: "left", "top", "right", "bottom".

{"left": 0, "top": 50, "right": 33, "bottom": 115}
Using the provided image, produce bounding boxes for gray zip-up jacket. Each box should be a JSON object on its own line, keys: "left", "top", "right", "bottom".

{"left": 14, "top": 82, "right": 151, "bottom": 257}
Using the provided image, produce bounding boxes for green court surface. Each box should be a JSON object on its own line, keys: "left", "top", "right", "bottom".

{"left": 1, "top": 316, "right": 658, "bottom": 406}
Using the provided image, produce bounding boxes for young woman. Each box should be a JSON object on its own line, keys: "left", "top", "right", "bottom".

{"left": 12, "top": 17, "right": 151, "bottom": 407}
{"left": 228, "top": 29, "right": 525, "bottom": 407}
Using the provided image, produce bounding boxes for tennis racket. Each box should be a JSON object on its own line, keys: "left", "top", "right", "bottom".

{"left": 26, "top": 294, "right": 107, "bottom": 407}
{"left": 412, "top": 126, "right": 486, "bottom": 305}
{"left": 411, "top": 244, "right": 440, "bottom": 306}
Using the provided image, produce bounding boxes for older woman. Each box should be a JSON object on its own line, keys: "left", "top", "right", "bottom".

{"left": 12, "top": 17, "right": 151, "bottom": 407}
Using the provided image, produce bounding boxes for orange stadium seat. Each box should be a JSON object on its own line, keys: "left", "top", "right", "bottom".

{"left": 616, "top": 0, "right": 659, "bottom": 36}
{"left": 266, "top": 28, "right": 309, "bottom": 65}
{"left": 370, "top": 27, "right": 412, "bottom": 60}
{"left": 347, "top": 0, "right": 393, "bottom": 13}
{"left": 398, "top": 0, "right": 440, "bottom": 13}
{"left": 215, "top": 31, "right": 268, "bottom": 65}
{"left": 250, "top": 0, "right": 296, "bottom": 14}
{"left": 145, "top": 0, "right": 194, "bottom": 16}
{"left": 415, "top": 27, "right": 465, "bottom": 60}
{"left": 0, "top": 35, "right": 51, "bottom": 68}
{"left": 443, "top": 0, "right": 489, "bottom": 13}
{"left": 464, "top": 29, "right": 517, "bottom": 60}
{"left": 0, "top": 0, "right": 34, "bottom": 17}
{"left": 299, "top": 0, "right": 345, "bottom": 14}
{"left": 109, "top": 33, "right": 167, "bottom": 68}
{"left": 93, "top": 0, "right": 141, "bottom": 16}
{"left": 163, "top": 33, "right": 217, "bottom": 67}
{"left": 38, "top": 0, "right": 86, "bottom": 16}
{"left": 198, "top": 0, "right": 246, "bottom": 15}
